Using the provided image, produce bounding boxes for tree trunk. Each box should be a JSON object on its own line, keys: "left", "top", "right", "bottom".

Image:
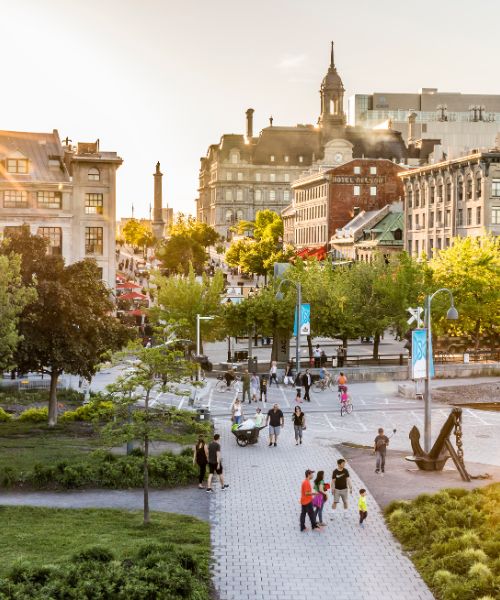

{"left": 474, "top": 319, "right": 481, "bottom": 352}
{"left": 307, "top": 335, "right": 313, "bottom": 361}
{"left": 48, "top": 371, "right": 59, "bottom": 427}
{"left": 143, "top": 389, "right": 150, "bottom": 525}
{"left": 373, "top": 332, "right": 381, "bottom": 360}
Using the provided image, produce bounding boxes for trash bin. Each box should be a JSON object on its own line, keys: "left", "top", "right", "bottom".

{"left": 463, "top": 353, "right": 470, "bottom": 364}
{"left": 196, "top": 408, "right": 211, "bottom": 422}
{"left": 248, "top": 356, "right": 258, "bottom": 371}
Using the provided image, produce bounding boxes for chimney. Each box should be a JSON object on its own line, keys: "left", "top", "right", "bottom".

{"left": 408, "top": 111, "right": 417, "bottom": 144}
{"left": 246, "top": 108, "right": 254, "bottom": 139}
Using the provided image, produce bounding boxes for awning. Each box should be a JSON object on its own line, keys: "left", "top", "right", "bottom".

{"left": 117, "top": 281, "right": 142, "bottom": 290}
{"left": 119, "top": 291, "right": 147, "bottom": 301}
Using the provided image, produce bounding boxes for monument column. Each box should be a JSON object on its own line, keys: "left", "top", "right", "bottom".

{"left": 152, "top": 161, "right": 165, "bottom": 239}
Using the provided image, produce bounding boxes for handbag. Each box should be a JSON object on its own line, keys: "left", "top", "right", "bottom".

{"left": 312, "top": 493, "right": 323, "bottom": 508}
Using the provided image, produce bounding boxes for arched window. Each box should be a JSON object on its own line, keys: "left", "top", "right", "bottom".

{"left": 225, "top": 210, "right": 233, "bottom": 223}
{"left": 88, "top": 168, "right": 100, "bottom": 181}
{"left": 393, "top": 228, "right": 403, "bottom": 241}
{"left": 236, "top": 209, "right": 243, "bottom": 221}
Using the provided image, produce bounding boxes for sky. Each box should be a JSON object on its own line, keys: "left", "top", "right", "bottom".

{"left": 1, "top": 0, "right": 499, "bottom": 219}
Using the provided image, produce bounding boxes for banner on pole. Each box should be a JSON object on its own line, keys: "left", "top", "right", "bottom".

{"left": 412, "top": 329, "right": 434, "bottom": 379}
{"left": 293, "top": 303, "right": 311, "bottom": 336}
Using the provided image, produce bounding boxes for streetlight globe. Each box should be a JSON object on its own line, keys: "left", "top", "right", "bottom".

{"left": 446, "top": 306, "right": 459, "bottom": 320}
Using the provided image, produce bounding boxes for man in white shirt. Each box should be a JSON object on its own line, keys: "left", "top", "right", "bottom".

{"left": 313, "top": 345, "right": 322, "bottom": 368}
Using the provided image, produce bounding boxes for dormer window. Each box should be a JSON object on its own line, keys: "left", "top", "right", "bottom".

{"left": 230, "top": 152, "right": 239, "bottom": 164}
{"left": 270, "top": 155, "right": 275, "bottom": 162}
{"left": 6, "top": 158, "right": 28, "bottom": 174}
{"left": 88, "top": 168, "right": 100, "bottom": 181}
{"left": 298, "top": 155, "right": 304, "bottom": 163}
{"left": 284, "top": 155, "right": 289, "bottom": 162}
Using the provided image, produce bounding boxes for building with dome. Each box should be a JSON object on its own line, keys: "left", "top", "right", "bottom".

{"left": 196, "top": 43, "right": 432, "bottom": 238}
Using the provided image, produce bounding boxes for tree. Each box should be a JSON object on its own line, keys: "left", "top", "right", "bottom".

{"left": 169, "top": 214, "right": 220, "bottom": 248}
{"left": 105, "top": 342, "right": 193, "bottom": 524}
{"left": 0, "top": 253, "right": 35, "bottom": 371}
{"left": 430, "top": 235, "right": 500, "bottom": 349}
{"left": 122, "top": 219, "right": 156, "bottom": 255}
{"left": 1, "top": 228, "right": 131, "bottom": 426}
{"left": 226, "top": 210, "right": 293, "bottom": 281}
{"left": 151, "top": 266, "right": 226, "bottom": 346}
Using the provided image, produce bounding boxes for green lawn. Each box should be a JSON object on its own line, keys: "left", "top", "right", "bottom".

{"left": 385, "top": 483, "right": 500, "bottom": 600}
{"left": 0, "top": 505, "right": 209, "bottom": 576}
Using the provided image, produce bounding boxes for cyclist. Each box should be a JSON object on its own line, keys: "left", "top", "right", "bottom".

{"left": 224, "top": 368, "right": 236, "bottom": 389}
{"left": 337, "top": 371, "right": 348, "bottom": 394}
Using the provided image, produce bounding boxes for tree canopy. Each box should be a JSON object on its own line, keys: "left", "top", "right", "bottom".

{"left": 121, "top": 219, "right": 155, "bottom": 251}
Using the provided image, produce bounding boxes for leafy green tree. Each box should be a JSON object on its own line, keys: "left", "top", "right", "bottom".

{"left": 430, "top": 235, "right": 500, "bottom": 349}
{"left": 169, "top": 214, "right": 220, "bottom": 248}
{"left": 151, "top": 267, "right": 225, "bottom": 346}
{"left": 0, "top": 253, "right": 36, "bottom": 371}
{"left": 105, "top": 342, "right": 194, "bottom": 524}
{"left": 1, "top": 228, "right": 131, "bottom": 426}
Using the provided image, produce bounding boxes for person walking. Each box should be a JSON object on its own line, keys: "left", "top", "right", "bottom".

{"left": 313, "top": 471, "right": 327, "bottom": 527}
{"left": 302, "top": 369, "right": 312, "bottom": 402}
{"left": 283, "top": 362, "right": 294, "bottom": 386}
{"left": 250, "top": 372, "right": 260, "bottom": 402}
{"left": 260, "top": 375, "right": 268, "bottom": 403}
{"left": 254, "top": 407, "right": 264, "bottom": 428}
{"left": 242, "top": 369, "right": 251, "bottom": 403}
{"left": 294, "top": 371, "right": 303, "bottom": 403}
{"left": 193, "top": 436, "right": 208, "bottom": 489}
{"left": 231, "top": 399, "right": 243, "bottom": 425}
{"left": 269, "top": 361, "right": 278, "bottom": 386}
{"left": 265, "top": 403, "right": 284, "bottom": 447}
{"left": 292, "top": 406, "right": 306, "bottom": 445}
{"left": 300, "top": 469, "right": 320, "bottom": 532}
{"left": 206, "top": 433, "right": 229, "bottom": 493}
{"left": 313, "top": 344, "right": 322, "bottom": 368}
{"left": 358, "top": 488, "right": 368, "bottom": 527}
{"left": 374, "top": 427, "right": 390, "bottom": 474}
{"left": 331, "top": 458, "right": 352, "bottom": 513}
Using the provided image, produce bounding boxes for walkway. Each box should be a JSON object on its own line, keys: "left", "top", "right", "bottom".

{"left": 209, "top": 418, "right": 434, "bottom": 600}
{"left": 0, "top": 487, "right": 209, "bottom": 521}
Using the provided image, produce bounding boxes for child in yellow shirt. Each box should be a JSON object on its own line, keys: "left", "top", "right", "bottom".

{"left": 358, "top": 488, "right": 368, "bottom": 527}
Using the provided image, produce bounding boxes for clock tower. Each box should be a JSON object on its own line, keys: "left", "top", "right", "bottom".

{"left": 318, "top": 42, "right": 346, "bottom": 142}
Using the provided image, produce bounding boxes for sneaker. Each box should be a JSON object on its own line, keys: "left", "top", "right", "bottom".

{"left": 375, "top": 469, "right": 380, "bottom": 474}
{"left": 295, "top": 442, "right": 299, "bottom": 446}
{"left": 206, "top": 488, "right": 213, "bottom": 494}
{"left": 268, "top": 443, "right": 273, "bottom": 447}
{"left": 274, "top": 442, "right": 277, "bottom": 447}
{"left": 198, "top": 484, "right": 204, "bottom": 489}
{"left": 299, "top": 440, "right": 302, "bottom": 444}
{"left": 222, "top": 484, "right": 229, "bottom": 490}
{"left": 301, "top": 527, "right": 309, "bottom": 532}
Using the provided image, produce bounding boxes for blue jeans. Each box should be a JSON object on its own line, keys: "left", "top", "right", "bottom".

{"left": 314, "top": 503, "right": 324, "bottom": 524}
{"left": 234, "top": 415, "right": 242, "bottom": 424}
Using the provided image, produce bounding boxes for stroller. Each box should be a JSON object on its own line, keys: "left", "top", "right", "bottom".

{"left": 231, "top": 423, "right": 266, "bottom": 447}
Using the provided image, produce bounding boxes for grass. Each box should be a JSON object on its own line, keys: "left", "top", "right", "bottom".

{"left": 385, "top": 483, "right": 500, "bottom": 600}
{"left": 0, "top": 505, "right": 210, "bottom": 576}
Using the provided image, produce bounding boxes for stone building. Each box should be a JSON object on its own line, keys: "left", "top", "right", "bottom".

{"left": 196, "top": 43, "right": 421, "bottom": 238}
{"left": 290, "top": 158, "right": 406, "bottom": 251}
{"left": 400, "top": 147, "right": 500, "bottom": 258}
{"left": 0, "top": 130, "right": 122, "bottom": 287}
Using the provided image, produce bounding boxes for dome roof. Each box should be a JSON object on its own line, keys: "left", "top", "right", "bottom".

{"left": 321, "top": 42, "right": 344, "bottom": 90}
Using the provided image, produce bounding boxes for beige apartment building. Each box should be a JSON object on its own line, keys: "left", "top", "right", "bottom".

{"left": 0, "top": 130, "right": 122, "bottom": 288}
{"left": 400, "top": 148, "right": 500, "bottom": 258}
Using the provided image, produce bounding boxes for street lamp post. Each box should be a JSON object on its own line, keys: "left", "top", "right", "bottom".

{"left": 423, "top": 288, "right": 458, "bottom": 452}
{"left": 276, "top": 279, "right": 302, "bottom": 373}
{"left": 196, "top": 314, "right": 214, "bottom": 381}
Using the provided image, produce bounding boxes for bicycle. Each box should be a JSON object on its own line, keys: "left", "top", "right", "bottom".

{"left": 214, "top": 374, "right": 240, "bottom": 393}
{"left": 312, "top": 376, "right": 334, "bottom": 393}
{"left": 338, "top": 387, "right": 353, "bottom": 416}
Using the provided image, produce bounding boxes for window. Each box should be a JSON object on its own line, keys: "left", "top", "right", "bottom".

{"left": 437, "top": 238, "right": 442, "bottom": 250}
{"left": 475, "top": 175, "right": 482, "bottom": 199}
{"left": 415, "top": 240, "right": 419, "bottom": 256}
{"left": 415, "top": 214, "right": 419, "bottom": 226}
{"left": 85, "top": 227, "right": 103, "bottom": 255}
{"left": 37, "top": 191, "right": 62, "bottom": 209}
{"left": 476, "top": 206, "right": 481, "bottom": 225}
{"left": 353, "top": 185, "right": 360, "bottom": 196}
{"left": 88, "top": 168, "right": 100, "bottom": 181}
{"left": 437, "top": 210, "right": 442, "bottom": 224}
{"left": 270, "top": 155, "right": 275, "bottom": 162}
{"left": 492, "top": 207, "right": 500, "bottom": 224}
{"left": 284, "top": 155, "right": 289, "bottom": 163}
{"left": 255, "top": 189, "right": 262, "bottom": 201}
{"left": 467, "top": 207, "right": 472, "bottom": 225}
{"left": 3, "top": 226, "right": 24, "bottom": 237}
{"left": 236, "top": 189, "right": 243, "bottom": 201}
{"left": 370, "top": 186, "right": 377, "bottom": 196}
{"left": 270, "top": 173, "right": 276, "bottom": 183}
{"left": 429, "top": 212, "right": 434, "bottom": 228}
{"left": 255, "top": 173, "right": 261, "bottom": 182}
{"left": 429, "top": 239, "right": 434, "bottom": 257}
{"left": 457, "top": 209, "right": 463, "bottom": 226}
{"left": 407, "top": 215, "right": 412, "bottom": 230}
{"left": 231, "top": 153, "right": 238, "bottom": 164}
{"left": 283, "top": 190, "right": 290, "bottom": 202}
{"left": 237, "top": 172, "right": 243, "bottom": 181}
{"left": 429, "top": 186, "right": 435, "bottom": 204}
{"left": 415, "top": 189, "right": 420, "bottom": 207}
{"left": 298, "top": 155, "right": 304, "bottom": 163}
{"left": 85, "top": 193, "right": 104, "bottom": 215}
{"left": 407, "top": 190, "right": 412, "bottom": 208}
{"left": 445, "top": 210, "right": 451, "bottom": 227}
{"left": 393, "top": 228, "right": 403, "bottom": 241}
{"left": 226, "top": 172, "right": 232, "bottom": 181}
{"left": 225, "top": 210, "right": 233, "bottom": 223}
{"left": 284, "top": 173, "right": 290, "bottom": 182}
{"left": 236, "top": 209, "right": 243, "bottom": 220}
{"left": 38, "top": 227, "right": 62, "bottom": 256}
{"left": 457, "top": 180, "right": 463, "bottom": 202}
{"left": 354, "top": 166, "right": 361, "bottom": 175}
{"left": 492, "top": 180, "right": 500, "bottom": 197}
{"left": 446, "top": 182, "right": 451, "bottom": 203}
{"left": 370, "top": 166, "right": 377, "bottom": 175}
{"left": 269, "top": 190, "right": 276, "bottom": 201}
{"left": 4, "top": 190, "right": 28, "bottom": 208}
{"left": 6, "top": 158, "right": 28, "bottom": 174}
{"left": 466, "top": 178, "right": 472, "bottom": 200}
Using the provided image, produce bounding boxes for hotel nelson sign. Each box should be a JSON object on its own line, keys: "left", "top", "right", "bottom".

{"left": 332, "top": 176, "right": 386, "bottom": 185}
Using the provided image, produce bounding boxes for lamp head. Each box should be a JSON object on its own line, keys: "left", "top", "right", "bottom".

{"left": 446, "top": 305, "right": 459, "bottom": 320}
{"left": 275, "top": 291, "right": 284, "bottom": 301}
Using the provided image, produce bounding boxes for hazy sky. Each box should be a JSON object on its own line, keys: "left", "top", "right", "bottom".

{"left": 2, "top": 0, "right": 499, "bottom": 218}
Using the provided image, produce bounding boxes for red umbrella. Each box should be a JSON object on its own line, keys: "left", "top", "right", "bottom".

{"left": 128, "top": 309, "right": 146, "bottom": 316}
{"left": 116, "top": 273, "right": 127, "bottom": 282}
{"left": 119, "top": 291, "right": 147, "bottom": 301}
{"left": 117, "top": 281, "right": 142, "bottom": 289}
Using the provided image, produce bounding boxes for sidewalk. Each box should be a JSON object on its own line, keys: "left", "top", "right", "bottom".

{"left": 209, "top": 418, "right": 434, "bottom": 600}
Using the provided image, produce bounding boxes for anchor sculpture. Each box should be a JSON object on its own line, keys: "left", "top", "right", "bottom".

{"left": 408, "top": 407, "right": 471, "bottom": 482}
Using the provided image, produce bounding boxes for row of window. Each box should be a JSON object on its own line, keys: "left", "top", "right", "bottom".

{"left": 297, "top": 203, "right": 327, "bottom": 222}
{"left": 406, "top": 176, "right": 500, "bottom": 208}
{"left": 225, "top": 171, "right": 291, "bottom": 183}
{"left": 228, "top": 152, "right": 304, "bottom": 165}
{"left": 409, "top": 207, "right": 483, "bottom": 229}
{"left": 353, "top": 166, "right": 378, "bottom": 175}
{"left": 295, "top": 184, "right": 329, "bottom": 204}
{"left": 3, "top": 158, "right": 101, "bottom": 182}
{"left": 295, "top": 224, "right": 328, "bottom": 245}
{"left": 224, "top": 189, "right": 290, "bottom": 202}
{"left": 410, "top": 237, "right": 452, "bottom": 257}
{"left": 2, "top": 191, "right": 104, "bottom": 214}
{"left": 2, "top": 226, "right": 104, "bottom": 255}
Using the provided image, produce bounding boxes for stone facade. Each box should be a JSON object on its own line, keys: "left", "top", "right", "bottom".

{"left": 400, "top": 149, "right": 500, "bottom": 258}
{"left": 0, "top": 130, "right": 122, "bottom": 288}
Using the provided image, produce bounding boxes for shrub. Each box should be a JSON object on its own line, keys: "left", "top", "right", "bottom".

{"left": 60, "top": 399, "right": 115, "bottom": 422}
{"left": 0, "top": 407, "right": 12, "bottom": 422}
{"left": 72, "top": 546, "right": 115, "bottom": 563}
{"left": 468, "top": 562, "right": 493, "bottom": 581}
{"left": 18, "top": 407, "right": 48, "bottom": 422}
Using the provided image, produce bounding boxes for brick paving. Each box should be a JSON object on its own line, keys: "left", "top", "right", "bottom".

{"left": 209, "top": 418, "right": 434, "bottom": 600}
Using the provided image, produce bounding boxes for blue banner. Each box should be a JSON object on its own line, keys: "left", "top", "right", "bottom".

{"left": 293, "top": 303, "right": 311, "bottom": 336}
{"left": 412, "top": 329, "right": 434, "bottom": 379}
